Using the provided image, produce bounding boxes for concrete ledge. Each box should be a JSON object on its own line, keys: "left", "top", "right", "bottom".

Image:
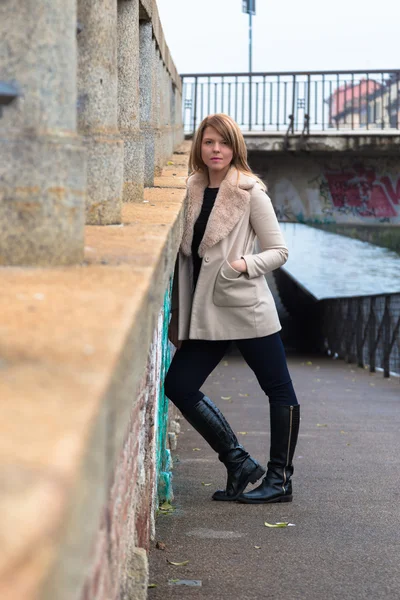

{"left": 244, "top": 131, "right": 400, "bottom": 153}
{"left": 0, "top": 141, "right": 190, "bottom": 600}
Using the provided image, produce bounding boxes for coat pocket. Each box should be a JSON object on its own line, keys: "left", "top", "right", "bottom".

{"left": 213, "top": 261, "right": 259, "bottom": 308}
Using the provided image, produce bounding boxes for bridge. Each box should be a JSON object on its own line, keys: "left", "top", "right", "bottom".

{"left": 182, "top": 70, "right": 400, "bottom": 136}
{"left": 0, "top": 4, "right": 399, "bottom": 600}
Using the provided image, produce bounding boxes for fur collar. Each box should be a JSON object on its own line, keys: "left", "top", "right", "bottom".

{"left": 180, "top": 167, "right": 256, "bottom": 257}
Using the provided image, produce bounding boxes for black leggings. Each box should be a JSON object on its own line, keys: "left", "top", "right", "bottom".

{"left": 164, "top": 332, "right": 298, "bottom": 411}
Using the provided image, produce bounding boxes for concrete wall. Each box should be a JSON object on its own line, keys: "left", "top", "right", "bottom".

{"left": 0, "top": 1, "right": 187, "bottom": 599}
{"left": 0, "top": 0, "right": 184, "bottom": 261}
{"left": 81, "top": 289, "right": 179, "bottom": 600}
{"left": 0, "top": 143, "right": 190, "bottom": 600}
{"left": 249, "top": 152, "right": 400, "bottom": 226}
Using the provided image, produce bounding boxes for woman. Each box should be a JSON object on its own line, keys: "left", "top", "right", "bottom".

{"left": 165, "top": 114, "right": 300, "bottom": 504}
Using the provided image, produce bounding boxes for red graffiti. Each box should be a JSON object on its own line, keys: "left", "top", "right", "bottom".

{"left": 379, "top": 176, "right": 400, "bottom": 205}
{"left": 324, "top": 166, "right": 399, "bottom": 218}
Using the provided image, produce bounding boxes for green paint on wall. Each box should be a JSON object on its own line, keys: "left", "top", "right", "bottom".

{"left": 156, "top": 278, "right": 174, "bottom": 504}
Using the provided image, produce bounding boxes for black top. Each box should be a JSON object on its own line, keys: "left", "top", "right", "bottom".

{"left": 191, "top": 187, "right": 219, "bottom": 288}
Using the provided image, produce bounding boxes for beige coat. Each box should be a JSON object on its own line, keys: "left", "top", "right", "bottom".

{"left": 172, "top": 167, "right": 288, "bottom": 341}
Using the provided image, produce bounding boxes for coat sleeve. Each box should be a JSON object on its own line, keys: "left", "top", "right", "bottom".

{"left": 242, "top": 185, "right": 289, "bottom": 279}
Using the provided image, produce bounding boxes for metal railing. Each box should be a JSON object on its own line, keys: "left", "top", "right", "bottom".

{"left": 321, "top": 293, "right": 400, "bottom": 379}
{"left": 181, "top": 70, "right": 400, "bottom": 136}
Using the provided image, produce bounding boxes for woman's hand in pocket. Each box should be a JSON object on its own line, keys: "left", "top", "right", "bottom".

{"left": 229, "top": 258, "right": 247, "bottom": 274}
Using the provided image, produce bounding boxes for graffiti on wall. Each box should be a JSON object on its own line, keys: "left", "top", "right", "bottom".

{"left": 322, "top": 165, "right": 400, "bottom": 220}
{"left": 271, "top": 159, "right": 400, "bottom": 224}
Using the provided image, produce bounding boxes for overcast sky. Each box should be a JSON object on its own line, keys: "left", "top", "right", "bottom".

{"left": 157, "top": 0, "right": 398, "bottom": 74}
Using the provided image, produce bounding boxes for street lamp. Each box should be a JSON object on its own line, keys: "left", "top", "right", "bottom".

{"left": 242, "top": 1, "right": 256, "bottom": 130}
{"left": 242, "top": 0, "right": 256, "bottom": 73}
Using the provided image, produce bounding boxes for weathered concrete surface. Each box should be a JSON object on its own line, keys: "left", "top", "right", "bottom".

{"left": 0, "top": 142, "right": 190, "bottom": 600}
{"left": 149, "top": 353, "right": 400, "bottom": 599}
{"left": 140, "top": 21, "right": 156, "bottom": 188}
{"left": 0, "top": 0, "right": 86, "bottom": 265}
{"left": 248, "top": 152, "right": 400, "bottom": 225}
{"left": 78, "top": 0, "right": 124, "bottom": 224}
{"left": 244, "top": 131, "right": 400, "bottom": 154}
{"left": 118, "top": 0, "right": 145, "bottom": 203}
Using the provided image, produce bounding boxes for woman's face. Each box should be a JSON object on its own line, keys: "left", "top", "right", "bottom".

{"left": 201, "top": 126, "right": 233, "bottom": 175}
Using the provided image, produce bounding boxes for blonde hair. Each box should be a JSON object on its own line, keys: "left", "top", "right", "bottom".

{"left": 188, "top": 113, "right": 266, "bottom": 190}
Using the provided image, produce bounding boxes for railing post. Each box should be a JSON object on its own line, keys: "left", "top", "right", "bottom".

{"left": 249, "top": 73, "right": 252, "bottom": 131}
{"left": 306, "top": 73, "right": 311, "bottom": 133}
{"left": 345, "top": 299, "right": 353, "bottom": 362}
{"left": 368, "top": 297, "right": 377, "bottom": 373}
{"left": 356, "top": 300, "right": 364, "bottom": 368}
{"left": 192, "top": 76, "right": 198, "bottom": 136}
{"left": 382, "top": 296, "right": 391, "bottom": 378}
{"left": 291, "top": 74, "right": 296, "bottom": 132}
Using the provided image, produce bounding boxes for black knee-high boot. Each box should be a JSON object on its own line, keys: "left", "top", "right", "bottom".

{"left": 238, "top": 405, "right": 300, "bottom": 504}
{"left": 181, "top": 396, "right": 265, "bottom": 501}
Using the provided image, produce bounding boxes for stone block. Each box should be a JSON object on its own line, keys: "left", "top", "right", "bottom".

{"left": 84, "top": 134, "right": 124, "bottom": 224}
{"left": 0, "top": 0, "right": 86, "bottom": 266}
{"left": 121, "top": 547, "right": 148, "bottom": 600}
{"left": 0, "top": 135, "right": 86, "bottom": 266}
{"left": 121, "top": 131, "right": 145, "bottom": 202}
{"left": 168, "top": 432, "right": 177, "bottom": 450}
{"left": 78, "top": 0, "right": 124, "bottom": 225}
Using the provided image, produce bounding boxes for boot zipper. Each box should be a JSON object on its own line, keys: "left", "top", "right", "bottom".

{"left": 282, "top": 406, "right": 293, "bottom": 493}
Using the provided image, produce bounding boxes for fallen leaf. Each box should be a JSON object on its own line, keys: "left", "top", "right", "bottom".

{"left": 239, "top": 393, "right": 249, "bottom": 397}
{"left": 223, "top": 361, "right": 229, "bottom": 366}
{"left": 159, "top": 502, "right": 175, "bottom": 512}
{"left": 346, "top": 443, "right": 351, "bottom": 446}
{"left": 148, "top": 583, "right": 158, "bottom": 588}
{"left": 237, "top": 431, "right": 248, "bottom": 435}
{"left": 156, "top": 541, "right": 166, "bottom": 550}
{"left": 192, "top": 448, "right": 201, "bottom": 451}
{"left": 264, "top": 521, "right": 295, "bottom": 528}
{"left": 221, "top": 396, "right": 231, "bottom": 400}
{"left": 201, "top": 482, "right": 212, "bottom": 486}
{"left": 254, "top": 546, "right": 261, "bottom": 549}
{"left": 340, "top": 431, "right": 347, "bottom": 434}
{"left": 306, "top": 361, "right": 313, "bottom": 365}
{"left": 167, "top": 161, "right": 174, "bottom": 165}
{"left": 317, "top": 423, "right": 328, "bottom": 427}
{"left": 167, "top": 559, "right": 189, "bottom": 566}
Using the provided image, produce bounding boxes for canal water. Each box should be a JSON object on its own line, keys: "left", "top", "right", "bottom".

{"left": 280, "top": 222, "right": 400, "bottom": 300}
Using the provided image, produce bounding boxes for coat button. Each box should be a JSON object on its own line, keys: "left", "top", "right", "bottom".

{"left": 204, "top": 256, "right": 210, "bottom": 263}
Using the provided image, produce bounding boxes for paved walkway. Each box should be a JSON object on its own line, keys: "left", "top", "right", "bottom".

{"left": 149, "top": 352, "right": 400, "bottom": 600}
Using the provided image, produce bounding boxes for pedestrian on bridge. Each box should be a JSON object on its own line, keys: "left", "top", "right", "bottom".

{"left": 165, "top": 113, "right": 300, "bottom": 504}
